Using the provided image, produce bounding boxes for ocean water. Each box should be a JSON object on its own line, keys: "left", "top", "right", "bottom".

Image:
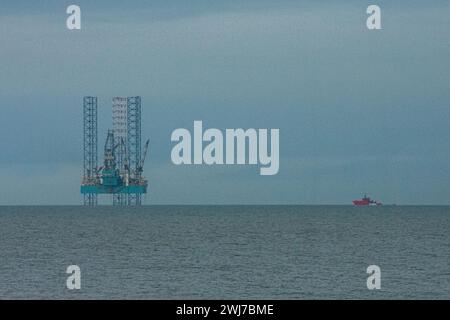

{"left": 0, "top": 205, "right": 448, "bottom": 299}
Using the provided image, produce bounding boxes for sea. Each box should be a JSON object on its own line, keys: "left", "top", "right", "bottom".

{"left": 0, "top": 205, "right": 448, "bottom": 299}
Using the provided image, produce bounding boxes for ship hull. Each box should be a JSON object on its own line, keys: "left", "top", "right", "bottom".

{"left": 352, "top": 200, "right": 370, "bottom": 206}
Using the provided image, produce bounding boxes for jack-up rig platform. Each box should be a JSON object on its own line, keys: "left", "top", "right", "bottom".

{"left": 81, "top": 96, "right": 149, "bottom": 205}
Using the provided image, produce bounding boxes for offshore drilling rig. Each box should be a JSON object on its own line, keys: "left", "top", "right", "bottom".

{"left": 81, "top": 96, "right": 149, "bottom": 205}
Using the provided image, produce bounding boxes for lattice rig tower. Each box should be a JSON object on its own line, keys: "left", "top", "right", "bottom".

{"left": 81, "top": 96, "right": 149, "bottom": 205}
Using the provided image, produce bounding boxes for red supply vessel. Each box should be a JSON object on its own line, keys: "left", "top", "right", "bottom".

{"left": 352, "top": 194, "right": 382, "bottom": 206}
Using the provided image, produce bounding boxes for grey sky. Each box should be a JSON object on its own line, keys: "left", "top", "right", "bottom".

{"left": 0, "top": 1, "right": 449, "bottom": 204}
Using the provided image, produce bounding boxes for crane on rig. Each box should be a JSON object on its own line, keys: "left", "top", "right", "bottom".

{"left": 81, "top": 130, "right": 148, "bottom": 199}
{"left": 137, "top": 139, "right": 150, "bottom": 176}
